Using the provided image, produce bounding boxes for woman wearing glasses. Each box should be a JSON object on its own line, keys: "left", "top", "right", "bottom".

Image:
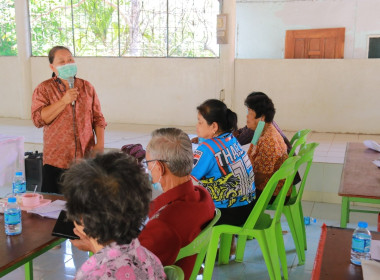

{"left": 139, "top": 128, "right": 215, "bottom": 280}
{"left": 191, "top": 99, "right": 256, "bottom": 226}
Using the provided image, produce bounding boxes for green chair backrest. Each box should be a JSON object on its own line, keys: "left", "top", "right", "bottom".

{"left": 175, "top": 208, "right": 221, "bottom": 261}
{"left": 293, "top": 142, "right": 319, "bottom": 204}
{"left": 244, "top": 156, "right": 300, "bottom": 230}
{"left": 164, "top": 265, "right": 185, "bottom": 280}
{"left": 289, "top": 129, "right": 311, "bottom": 157}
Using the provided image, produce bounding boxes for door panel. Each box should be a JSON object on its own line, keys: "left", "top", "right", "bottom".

{"left": 285, "top": 28, "right": 345, "bottom": 59}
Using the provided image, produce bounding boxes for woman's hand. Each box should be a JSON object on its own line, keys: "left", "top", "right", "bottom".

{"left": 91, "top": 142, "right": 104, "bottom": 157}
{"left": 191, "top": 137, "right": 199, "bottom": 144}
{"left": 61, "top": 88, "right": 79, "bottom": 105}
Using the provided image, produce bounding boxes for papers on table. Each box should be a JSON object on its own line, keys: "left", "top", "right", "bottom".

{"left": 373, "top": 160, "right": 380, "bottom": 168}
{"left": 363, "top": 141, "right": 380, "bottom": 167}
{"left": 364, "top": 140, "right": 380, "bottom": 152}
{"left": 371, "top": 240, "right": 380, "bottom": 261}
{"left": 28, "top": 199, "right": 66, "bottom": 219}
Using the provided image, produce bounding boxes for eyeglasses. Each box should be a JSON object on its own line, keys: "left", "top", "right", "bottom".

{"left": 142, "top": 159, "right": 168, "bottom": 168}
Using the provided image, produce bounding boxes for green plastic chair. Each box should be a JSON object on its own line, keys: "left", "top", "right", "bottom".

{"left": 164, "top": 265, "right": 185, "bottom": 280}
{"left": 203, "top": 156, "right": 300, "bottom": 280}
{"left": 175, "top": 208, "right": 221, "bottom": 280}
{"left": 288, "top": 129, "right": 311, "bottom": 157}
{"left": 271, "top": 142, "right": 319, "bottom": 265}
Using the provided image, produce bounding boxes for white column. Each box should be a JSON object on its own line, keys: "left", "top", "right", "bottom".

{"left": 218, "top": 0, "right": 236, "bottom": 109}
{"left": 14, "top": 0, "right": 32, "bottom": 119}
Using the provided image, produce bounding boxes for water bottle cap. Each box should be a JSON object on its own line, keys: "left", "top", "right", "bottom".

{"left": 358, "top": 221, "right": 368, "bottom": 228}
{"left": 8, "top": 197, "right": 17, "bottom": 203}
{"left": 15, "top": 171, "right": 22, "bottom": 176}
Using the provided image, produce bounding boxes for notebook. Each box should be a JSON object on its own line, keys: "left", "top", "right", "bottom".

{"left": 51, "top": 210, "right": 79, "bottom": 240}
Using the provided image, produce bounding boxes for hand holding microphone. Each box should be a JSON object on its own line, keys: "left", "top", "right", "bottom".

{"left": 67, "top": 77, "right": 75, "bottom": 106}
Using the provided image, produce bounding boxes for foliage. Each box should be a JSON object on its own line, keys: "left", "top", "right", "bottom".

{"left": 0, "top": 0, "right": 18, "bottom": 56}
{"left": 2, "top": 0, "right": 219, "bottom": 57}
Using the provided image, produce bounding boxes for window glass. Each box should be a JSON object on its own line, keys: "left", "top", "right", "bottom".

{"left": 29, "top": 0, "right": 219, "bottom": 57}
{"left": 29, "top": 0, "right": 74, "bottom": 56}
{"left": 0, "top": 0, "right": 18, "bottom": 56}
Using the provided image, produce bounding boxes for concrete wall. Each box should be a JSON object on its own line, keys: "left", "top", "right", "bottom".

{"left": 234, "top": 59, "right": 380, "bottom": 133}
{"left": 29, "top": 57, "right": 221, "bottom": 126}
{"left": 236, "top": 0, "right": 380, "bottom": 59}
{"left": 1, "top": 0, "right": 380, "bottom": 134}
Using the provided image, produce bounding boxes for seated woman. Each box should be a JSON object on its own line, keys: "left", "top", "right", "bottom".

{"left": 191, "top": 99, "right": 256, "bottom": 226}
{"left": 245, "top": 92, "right": 289, "bottom": 202}
{"left": 139, "top": 128, "right": 215, "bottom": 280}
{"left": 62, "top": 152, "right": 165, "bottom": 280}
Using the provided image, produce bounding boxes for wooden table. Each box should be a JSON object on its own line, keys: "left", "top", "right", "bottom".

{"left": 312, "top": 225, "right": 380, "bottom": 280}
{"left": 0, "top": 194, "right": 66, "bottom": 280}
{"left": 339, "top": 142, "right": 380, "bottom": 228}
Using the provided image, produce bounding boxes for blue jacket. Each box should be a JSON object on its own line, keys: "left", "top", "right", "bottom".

{"left": 191, "top": 133, "right": 256, "bottom": 208}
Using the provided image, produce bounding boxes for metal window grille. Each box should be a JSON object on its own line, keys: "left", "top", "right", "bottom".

{"left": 28, "top": 0, "right": 219, "bottom": 57}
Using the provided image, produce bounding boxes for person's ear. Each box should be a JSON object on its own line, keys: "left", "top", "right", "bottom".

{"left": 211, "top": 122, "right": 219, "bottom": 134}
{"left": 157, "top": 161, "right": 165, "bottom": 176}
{"left": 49, "top": 64, "right": 58, "bottom": 76}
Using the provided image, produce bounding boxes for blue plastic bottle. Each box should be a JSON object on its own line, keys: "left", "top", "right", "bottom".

{"left": 304, "top": 216, "right": 317, "bottom": 225}
{"left": 12, "top": 171, "right": 26, "bottom": 195}
{"left": 351, "top": 221, "right": 371, "bottom": 265}
{"left": 4, "top": 197, "right": 22, "bottom": 235}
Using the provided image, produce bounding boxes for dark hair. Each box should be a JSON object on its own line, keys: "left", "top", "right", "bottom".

{"left": 61, "top": 152, "right": 151, "bottom": 246}
{"left": 244, "top": 91, "right": 276, "bottom": 123}
{"left": 48, "top": 46, "right": 72, "bottom": 64}
{"left": 197, "top": 99, "right": 237, "bottom": 133}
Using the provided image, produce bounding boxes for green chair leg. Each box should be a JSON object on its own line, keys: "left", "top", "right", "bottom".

{"left": 235, "top": 235, "right": 248, "bottom": 262}
{"left": 219, "top": 233, "right": 233, "bottom": 264}
{"left": 203, "top": 228, "right": 221, "bottom": 280}
{"left": 25, "top": 261, "right": 33, "bottom": 280}
{"left": 275, "top": 223, "right": 288, "bottom": 280}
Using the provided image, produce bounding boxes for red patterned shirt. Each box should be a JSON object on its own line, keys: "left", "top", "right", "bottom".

{"left": 31, "top": 77, "right": 106, "bottom": 169}
{"left": 247, "top": 123, "right": 288, "bottom": 196}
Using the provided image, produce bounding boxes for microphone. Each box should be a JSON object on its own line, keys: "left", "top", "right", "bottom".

{"left": 67, "top": 77, "right": 75, "bottom": 106}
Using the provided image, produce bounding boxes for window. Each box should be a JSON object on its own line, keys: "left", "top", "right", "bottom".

{"left": 29, "top": 0, "right": 219, "bottom": 57}
{"left": 0, "top": 0, "right": 18, "bottom": 56}
{"left": 368, "top": 37, "right": 380, "bottom": 58}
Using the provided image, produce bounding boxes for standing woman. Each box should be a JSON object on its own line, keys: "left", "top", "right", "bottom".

{"left": 31, "top": 46, "right": 106, "bottom": 194}
{"left": 191, "top": 99, "right": 256, "bottom": 226}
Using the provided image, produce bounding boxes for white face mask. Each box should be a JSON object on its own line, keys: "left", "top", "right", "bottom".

{"left": 148, "top": 161, "right": 163, "bottom": 192}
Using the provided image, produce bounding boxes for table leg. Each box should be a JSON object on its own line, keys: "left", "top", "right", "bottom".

{"left": 340, "top": 197, "right": 349, "bottom": 228}
{"left": 25, "top": 260, "right": 33, "bottom": 280}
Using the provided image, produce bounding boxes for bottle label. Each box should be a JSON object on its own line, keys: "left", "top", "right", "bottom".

{"left": 13, "top": 182, "right": 26, "bottom": 194}
{"left": 5, "top": 210, "right": 21, "bottom": 225}
{"left": 352, "top": 235, "right": 371, "bottom": 253}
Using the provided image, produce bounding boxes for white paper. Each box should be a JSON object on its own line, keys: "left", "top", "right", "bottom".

{"left": 28, "top": 199, "right": 66, "bottom": 219}
{"left": 373, "top": 160, "right": 380, "bottom": 168}
{"left": 364, "top": 140, "right": 380, "bottom": 152}
{"left": 362, "top": 259, "right": 380, "bottom": 280}
{"left": 371, "top": 240, "right": 380, "bottom": 261}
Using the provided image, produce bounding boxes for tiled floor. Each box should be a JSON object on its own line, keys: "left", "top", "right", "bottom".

{"left": 1, "top": 117, "right": 380, "bottom": 279}
{"left": 1, "top": 201, "right": 379, "bottom": 280}
{"left": 1, "top": 117, "right": 380, "bottom": 163}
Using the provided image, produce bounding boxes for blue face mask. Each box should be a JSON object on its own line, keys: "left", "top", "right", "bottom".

{"left": 56, "top": 63, "right": 77, "bottom": 80}
{"left": 148, "top": 162, "right": 163, "bottom": 192}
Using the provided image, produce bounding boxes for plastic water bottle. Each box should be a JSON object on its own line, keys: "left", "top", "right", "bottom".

{"left": 4, "top": 197, "right": 22, "bottom": 235}
{"left": 304, "top": 216, "right": 317, "bottom": 225}
{"left": 12, "top": 171, "right": 26, "bottom": 195}
{"left": 351, "top": 221, "right": 371, "bottom": 265}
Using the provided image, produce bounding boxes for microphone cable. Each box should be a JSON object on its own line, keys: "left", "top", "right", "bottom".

{"left": 72, "top": 102, "right": 77, "bottom": 162}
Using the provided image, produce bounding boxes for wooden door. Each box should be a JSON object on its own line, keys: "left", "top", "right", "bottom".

{"left": 285, "top": 28, "right": 345, "bottom": 59}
